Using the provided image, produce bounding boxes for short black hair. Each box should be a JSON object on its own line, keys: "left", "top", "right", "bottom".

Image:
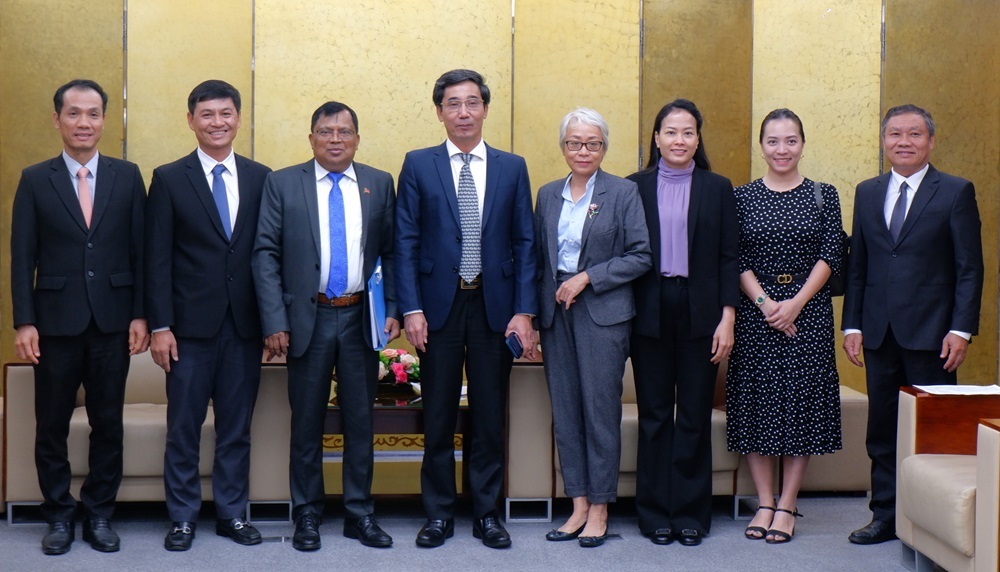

{"left": 311, "top": 101, "right": 359, "bottom": 133}
{"left": 54, "top": 79, "right": 108, "bottom": 114}
{"left": 432, "top": 69, "right": 491, "bottom": 107}
{"left": 187, "top": 80, "right": 242, "bottom": 114}
{"left": 882, "top": 104, "right": 935, "bottom": 137}
{"left": 759, "top": 108, "right": 805, "bottom": 144}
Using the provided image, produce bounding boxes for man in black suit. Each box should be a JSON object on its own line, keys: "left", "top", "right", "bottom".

{"left": 145, "top": 80, "right": 271, "bottom": 551}
{"left": 842, "top": 104, "right": 984, "bottom": 545}
{"left": 11, "top": 79, "right": 148, "bottom": 555}
{"left": 395, "top": 69, "right": 537, "bottom": 549}
{"left": 253, "top": 101, "right": 400, "bottom": 551}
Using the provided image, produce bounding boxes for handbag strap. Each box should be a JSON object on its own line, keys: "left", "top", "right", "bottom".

{"left": 813, "top": 180, "right": 823, "bottom": 212}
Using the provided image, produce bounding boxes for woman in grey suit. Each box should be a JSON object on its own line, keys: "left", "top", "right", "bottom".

{"left": 535, "top": 108, "right": 652, "bottom": 547}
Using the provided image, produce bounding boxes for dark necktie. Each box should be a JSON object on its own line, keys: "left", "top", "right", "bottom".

{"left": 888, "top": 181, "right": 909, "bottom": 242}
{"left": 457, "top": 153, "right": 481, "bottom": 282}
{"left": 211, "top": 164, "right": 232, "bottom": 240}
{"left": 326, "top": 171, "right": 348, "bottom": 298}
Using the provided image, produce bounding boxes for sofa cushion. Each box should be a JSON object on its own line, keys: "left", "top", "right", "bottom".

{"left": 68, "top": 404, "right": 216, "bottom": 477}
{"left": 620, "top": 404, "right": 638, "bottom": 471}
{"left": 900, "top": 453, "right": 977, "bottom": 557}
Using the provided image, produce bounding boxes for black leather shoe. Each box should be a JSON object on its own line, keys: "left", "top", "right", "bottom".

{"left": 415, "top": 519, "right": 454, "bottom": 548}
{"left": 344, "top": 514, "right": 392, "bottom": 548}
{"left": 848, "top": 519, "right": 896, "bottom": 545}
{"left": 473, "top": 512, "right": 512, "bottom": 549}
{"left": 82, "top": 517, "right": 120, "bottom": 552}
{"left": 677, "top": 529, "right": 702, "bottom": 546}
{"left": 648, "top": 527, "right": 674, "bottom": 545}
{"left": 293, "top": 513, "right": 322, "bottom": 551}
{"left": 42, "top": 521, "right": 74, "bottom": 555}
{"left": 164, "top": 521, "right": 196, "bottom": 552}
{"left": 216, "top": 517, "right": 262, "bottom": 546}
{"left": 545, "top": 522, "right": 585, "bottom": 541}
{"left": 578, "top": 527, "right": 608, "bottom": 548}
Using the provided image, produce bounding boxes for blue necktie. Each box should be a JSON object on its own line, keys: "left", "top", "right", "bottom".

{"left": 888, "top": 181, "right": 909, "bottom": 243}
{"left": 211, "top": 164, "right": 232, "bottom": 240}
{"left": 326, "top": 172, "right": 348, "bottom": 298}
{"left": 457, "top": 153, "right": 481, "bottom": 282}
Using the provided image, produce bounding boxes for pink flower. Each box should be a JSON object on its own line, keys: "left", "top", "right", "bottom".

{"left": 382, "top": 348, "right": 399, "bottom": 359}
{"left": 391, "top": 362, "right": 408, "bottom": 384}
{"left": 397, "top": 349, "right": 408, "bottom": 355}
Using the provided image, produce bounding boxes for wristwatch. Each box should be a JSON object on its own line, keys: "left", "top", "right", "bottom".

{"left": 755, "top": 293, "right": 769, "bottom": 307}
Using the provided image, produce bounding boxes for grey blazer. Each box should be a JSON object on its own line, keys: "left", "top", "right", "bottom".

{"left": 252, "top": 159, "right": 398, "bottom": 358}
{"left": 535, "top": 169, "right": 652, "bottom": 329}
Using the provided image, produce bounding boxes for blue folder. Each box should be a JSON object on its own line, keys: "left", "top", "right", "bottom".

{"left": 367, "top": 257, "right": 389, "bottom": 350}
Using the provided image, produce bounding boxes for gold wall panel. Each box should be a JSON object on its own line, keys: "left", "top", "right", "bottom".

{"left": 885, "top": 0, "right": 1000, "bottom": 385}
{"left": 0, "top": 1, "right": 125, "bottom": 367}
{"left": 753, "top": 0, "right": 882, "bottom": 393}
{"left": 513, "top": 0, "right": 641, "bottom": 188}
{"left": 253, "top": 0, "right": 513, "bottom": 175}
{"left": 126, "top": 0, "right": 253, "bottom": 178}
{"left": 641, "top": 0, "right": 752, "bottom": 185}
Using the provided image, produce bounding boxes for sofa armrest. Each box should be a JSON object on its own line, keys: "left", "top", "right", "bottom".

{"left": 507, "top": 364, "right": 552, "bottom": 499}
{"left": 976, "top": 420, "right": 1000, "bottom": 572}
{"left": 248, "top": 365, "right": 292, "bottom": 501}
{"left": 3, "top": 365, "right": 42, "bottom": 502}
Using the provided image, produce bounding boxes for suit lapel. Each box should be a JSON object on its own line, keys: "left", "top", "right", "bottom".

{"left": 354, "top": 162, "right": 372, "bottom": 254}
{"left": 869, "top": 172, "right": 894, "bottom": 246}
{"left": 229, "top": 155, "right": 253, "bottom": 243}
{"left": 48, "top": 157, "right": 89, "bottom": 233}
{"left": 896, "top": 166, "right": 940, "bottom": 245}
{"left": 579, "top": 170, "right": 606, "bottom": 254}
{"left": 88, "top": 154, "right": 116, "bottom": 233}
{"left": 482, "top": 144, "right": 501, "bottom": 228}
{"left": 433, "top": 144, "right": 461, "bottom": 227}
{"left": 300, "top": 161, "right": 322, "bottom": 258}
{"left": 686, "top": 168, "right": 703, "bottom": 255}
{"left": 184, "top": 151, "right": 229, "bottom": 241}
{"left": 636, "top": 169, "right": 661, "bottom": 273}
{"left": 544, "top": 181, "right": 563, "bottom": 277}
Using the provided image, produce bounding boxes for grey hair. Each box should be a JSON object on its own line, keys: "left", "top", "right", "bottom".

{"left": 559, "top": 107, "right": 610, "bottom": 150}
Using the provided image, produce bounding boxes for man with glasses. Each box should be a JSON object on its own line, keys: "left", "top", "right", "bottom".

{"left": 253, "top": 101, "right": 400, "bottom": 551}
{"left": 395, "top": 69, "right": 537, "bottom": 549}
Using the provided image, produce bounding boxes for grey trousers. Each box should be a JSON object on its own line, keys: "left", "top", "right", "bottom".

{"left": 541, "top": 294, "right": 628, "bottom": 504}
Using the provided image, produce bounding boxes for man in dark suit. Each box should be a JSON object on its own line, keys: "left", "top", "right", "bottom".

{"left": 145, "top": 80, "right": 271, "bottom": 551}
{"left": 253, "top": 101, "right": 400, "bottom": 551}
{"left": 11, "top": 79, "right": 148, "bottom": 555}
{"left": 842, "top": 104, "right": 984, "bottom": 545}
{"left": 395, "top": 69, "right": 537, "bottom": 549}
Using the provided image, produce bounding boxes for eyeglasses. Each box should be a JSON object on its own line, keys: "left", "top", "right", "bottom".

{"left": 564, "top": 140, "right": 604, "bottom": 152}
{"left": 442, "top": 98, "right": 484, "bottom": 113}
{"left": 314, "top": 129, "right": 356, "bottom": 141}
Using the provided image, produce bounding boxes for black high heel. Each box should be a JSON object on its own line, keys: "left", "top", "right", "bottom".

{"left": 744, "top": 505, "right": 775, "bottom": 540}
{"left": 765, "top": 508, "right": 803, "bottom": 544}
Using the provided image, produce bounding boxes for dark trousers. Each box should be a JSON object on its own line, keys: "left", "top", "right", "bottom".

{"left": 540, "top": 294, "right": 628, "bottom": 504}
{"left": 419, "top": 285, "right": 511, "bottom": 520}
{"left": 164, "top": 312, "right": 262, "bottom": 522}
{"left": 287, "top": 303, "right": 377, "bottom": 521}
{"left": 630, "top": 278, "right": 718, "bottom": 534}
{"left": 863, "top": 326, "right": 955, "bottom": 522}
{"left": 34, "top": 320, "right": 130, "bottom": 523}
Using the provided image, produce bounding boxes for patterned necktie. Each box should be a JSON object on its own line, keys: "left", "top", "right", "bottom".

{"left": 457, "top": 153, "right": 481, "bottom": 282}
{"left": 77, "top": 166, "right": 93, "bottom": 228}
{"left": 888, "top": 181, "right": 909, "bottom": 242}
{"left": 211, "top": 164, "right": 232, "bottom": 240}
{"left": 326, "top": 171, "right": 348, "bottom": 298}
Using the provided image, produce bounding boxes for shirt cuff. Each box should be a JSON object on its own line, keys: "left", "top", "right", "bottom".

{"left": 403, "top": 310, "right": 423, "bottom": 317}
{"left": 842, "top": 328, "right": 862, "bottom": 336}
{"left": 949, "top": 330, "right": 972, "bottom": 341}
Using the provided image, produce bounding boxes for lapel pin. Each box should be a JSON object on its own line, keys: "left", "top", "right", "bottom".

{"left": 364, "top": 187, "right": 371, "bottom": 194}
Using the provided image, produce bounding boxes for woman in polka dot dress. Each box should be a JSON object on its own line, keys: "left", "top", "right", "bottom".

{"left": 726, "top": 109, "right": 843, "bottom": 544}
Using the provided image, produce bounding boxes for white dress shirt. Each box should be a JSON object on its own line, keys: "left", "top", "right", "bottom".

{"left": 445, "top": 138, "right": 486, "bottom": 216}
{"left": 315, "top": 160, "right": 364, "bottom": 295}
{"left": 62, "top": 151, "right": 99, "bottom": 203}
{"left": 196, "top": 147, "right": 240, "bottom": 231}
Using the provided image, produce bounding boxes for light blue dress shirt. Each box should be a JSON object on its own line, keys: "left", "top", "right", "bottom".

{"left": 556, "top": 173, "right": 597, "bottom": 273}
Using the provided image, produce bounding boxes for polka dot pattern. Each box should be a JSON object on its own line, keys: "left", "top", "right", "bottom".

{"left": 726, "top": 178, "right": 843, "bottom": 456}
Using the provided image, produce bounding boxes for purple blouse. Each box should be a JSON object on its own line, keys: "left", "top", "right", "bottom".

{"left": 657, "top": 159, "right": 694, "bottom": 277}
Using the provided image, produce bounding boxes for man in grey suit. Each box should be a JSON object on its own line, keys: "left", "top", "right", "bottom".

{"left": 253, "top": 101, "right": 400, "bottom": 551}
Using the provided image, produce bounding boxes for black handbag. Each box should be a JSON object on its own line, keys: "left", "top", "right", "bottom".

{"left": 813, "top": 181, "right": 850, "bottom": 296}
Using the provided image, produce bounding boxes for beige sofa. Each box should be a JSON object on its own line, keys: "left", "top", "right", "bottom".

{"left": 897, "top": 387, "right": 1000, "bottom": 572}
{"left": 506, "top": 360, "right": 871, "bottom": 521}
{"left": 3, "top": 354, "right": 291, "bottom": 522}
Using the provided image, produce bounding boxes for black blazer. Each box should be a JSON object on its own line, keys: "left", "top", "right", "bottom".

{"left": 144, "top": 150, "right": 271, "bottom": 339}
{"left": 11, "top": 154, "right": 146, "bottom": 336}
{"left": 628, "top": 167, "right": 740, "bottom": 338}
{"left": 842, "top": 164, "right": 983, "bottom": 350}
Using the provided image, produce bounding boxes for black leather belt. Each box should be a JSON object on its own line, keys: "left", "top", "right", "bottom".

{"left": 459, "top": 275, "right": 481, "bottom": 290}
{"left": 757, "top": 272, "right": 809, "bottom": 285}
{"left": 317, "top": 292, "right": 362, "bottom": 306}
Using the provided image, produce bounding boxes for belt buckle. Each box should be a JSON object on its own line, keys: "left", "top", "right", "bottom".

{"left": 776, "top": 274, "right": 793, "bottom": 284}
{"left": 460, "top": 277, "right": 479, "bottom": 290}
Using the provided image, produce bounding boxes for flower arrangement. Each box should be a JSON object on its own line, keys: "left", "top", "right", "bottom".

{"left": 378, "top": 348, "right": 420, "bottom": 386}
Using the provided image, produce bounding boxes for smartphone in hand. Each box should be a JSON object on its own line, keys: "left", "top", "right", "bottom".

{"left": 505, "top": 332, "right": 523, "bottom": 359}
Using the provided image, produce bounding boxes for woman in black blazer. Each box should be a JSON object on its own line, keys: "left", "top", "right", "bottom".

{"left": 628, "top": 99, "right": 740, "bottom": 547}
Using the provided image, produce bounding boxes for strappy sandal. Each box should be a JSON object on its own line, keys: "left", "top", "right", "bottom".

{"left": 765, "top": 508, "right": 803, "bottom": 544}
{"left": 744, "top": 505, "right": 775, "bottom": 540}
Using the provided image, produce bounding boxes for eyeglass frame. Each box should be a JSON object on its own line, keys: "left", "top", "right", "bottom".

{"left": 440, "top": 98, "right": 484, "bottom": 113}
{"left": 313, "top": 128, "right": 357, "bottom": 141}
{"left": 563, "top": 140, "right": 605, "bottom": 152}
